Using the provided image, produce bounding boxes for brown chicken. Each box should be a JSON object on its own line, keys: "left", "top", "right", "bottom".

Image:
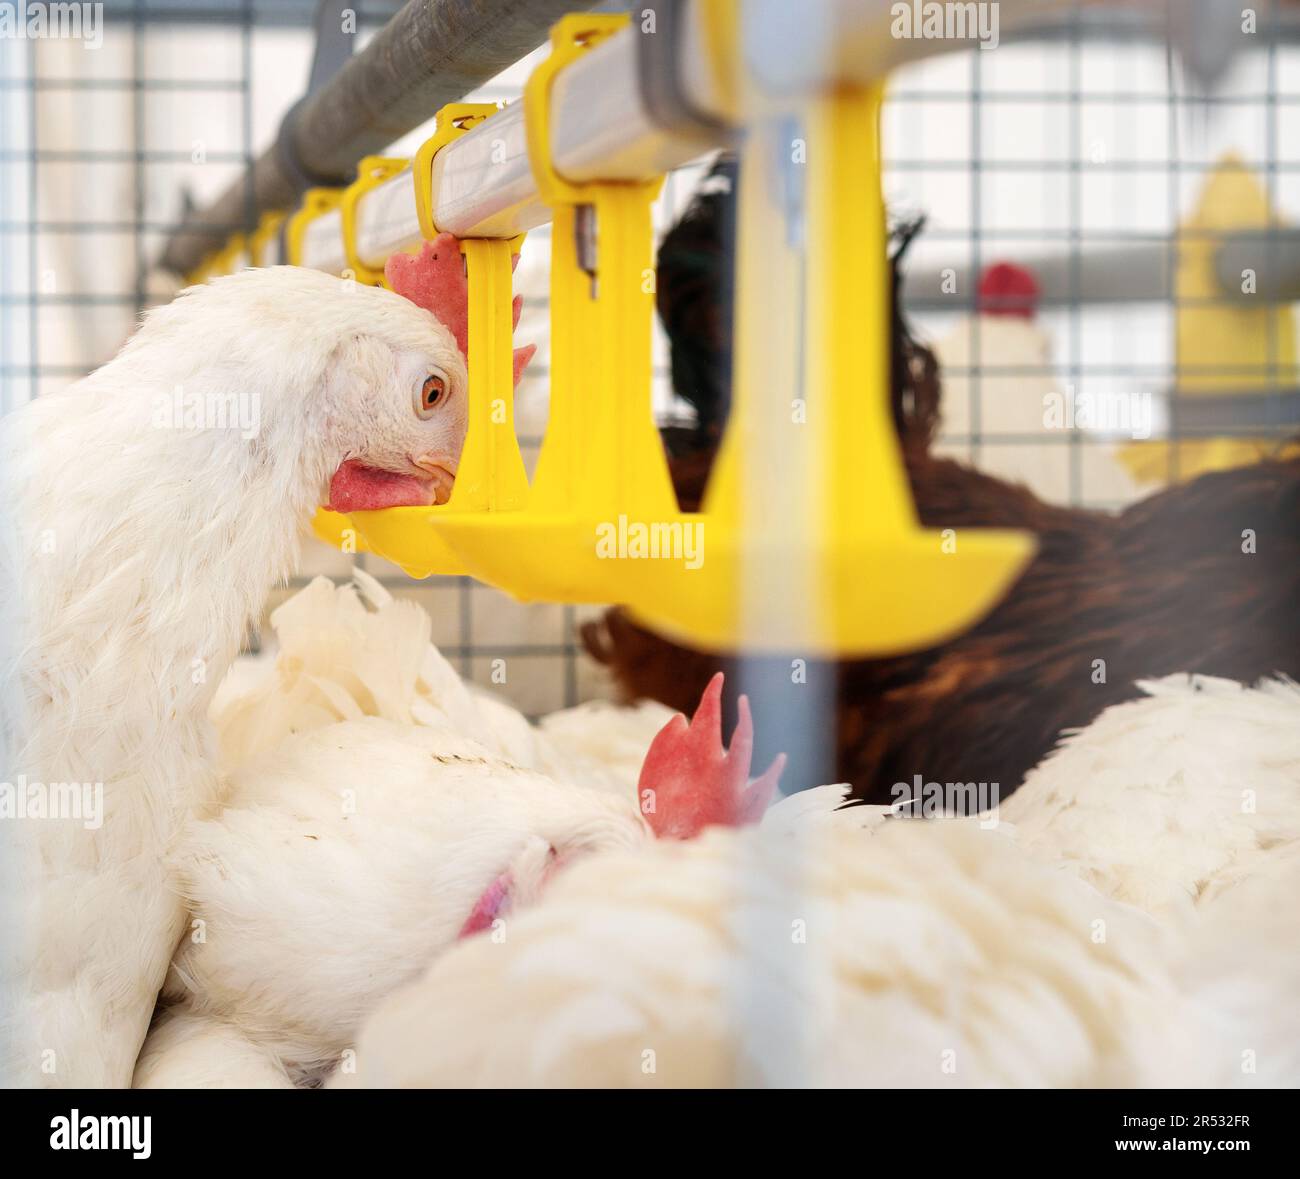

{"left": 582, "top": 162, "right": 1300, "bottom": 804}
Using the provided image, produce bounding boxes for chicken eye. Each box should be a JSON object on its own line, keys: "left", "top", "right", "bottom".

{"left": 416, "top": 371, "right": 447, "bottom": 419}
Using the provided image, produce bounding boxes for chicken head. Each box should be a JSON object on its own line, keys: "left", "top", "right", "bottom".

{"left": 324, "top": 233, "right": 534, "bottom": 514}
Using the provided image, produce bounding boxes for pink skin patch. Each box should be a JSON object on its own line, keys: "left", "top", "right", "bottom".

{"left": 637, "top": 672, "right": 786, "bottom": 840}
{"left": 325, "top": 459, "right": 438, "bottom": 513}
{"left": 458, "top": 869, "right": 515, "bottom": 939}
{"left": 457, "top": 847, "right": 567, "bottom": 941}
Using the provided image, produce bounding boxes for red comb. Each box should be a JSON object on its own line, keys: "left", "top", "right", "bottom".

{"left": 637, "top": 672, "right": 785, "bottom": 840}
{"left": 384, "top": 232, "right": 534, "bottom": 387}
{"left": 977, "top": 261, "right": 1039, "bottom": 319}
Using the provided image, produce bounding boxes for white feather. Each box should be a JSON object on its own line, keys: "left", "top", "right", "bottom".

{"left": 160, "top": 717, "right": 647, "bottom": 1085}
{"left": 0, "top": 266, "right": 468, "bottom": 1086}
{"left": 337, "top": 819, "right": 1225, "bottom": 1088}
{"left": 213, "top": 573, "right": 673, "bottom": 793}
{"left": 328, "top": 676, "right": 1300, "bottom": 1088}
{"left": 133, "top": 588, "right": 1300, "bottom": 1089}
{"left": 133, "top": 1010, "right": 294, "bottom": 1090}
{"left": 1004, "top": 674, "right": 1300, "bottom": 916}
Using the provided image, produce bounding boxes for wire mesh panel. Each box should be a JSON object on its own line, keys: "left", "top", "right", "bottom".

{"left": 887, "top": 7, "right": 1298, "bottom": 512}
{"left": 0, "top": 0, "right": 708, "bottom": 717}
{"left": 2, "top": 2, "right": 1296, "bottom": 715}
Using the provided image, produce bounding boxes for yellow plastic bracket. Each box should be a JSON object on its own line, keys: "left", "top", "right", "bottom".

{"left": 696, "top": 0, "right": 741, "bottom": 120}
{"left": 335, "top": 236, "right": 532, "bottom": 578}
{"left": 340, "top": 156, "right": 409, "bottom": 286}
{"left": 448, "top": 238, "right": 532, "bottom": 513}
{"left": 423, "top": 13, "right": 675, "bottom": 601}
{"left": 413, "top": 103, "right": 501, "bottom": 241}
{"left": 622, "top": 86, "right": 1035, "bottom": 655}
{"left": 410, "top": 101, "right": 526, "bottom": 266}
{"left": 285, "top": 187, "right": 344, "bottom": 267}
{"left": 319, "top": 14, "right": 1032, "bottom": 655}
{"left": 1121, "top": 155, "right": 1299, "bottom": 485}
{"left": 248, "top": 211, "right": 286, "bottom": 267}
{"left": 521, "top": 14, "right": 629, "bottom": 206}
{"left": 314, "top": 105, "right": 530, "bottom": 578}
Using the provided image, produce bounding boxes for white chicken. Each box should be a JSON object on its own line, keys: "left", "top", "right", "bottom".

{"left": 136, "top": 570, "right": 1300, "bottom": 1090}
{"left": 0, "top": 243, "right": 487, "bottom": 1087}
{"left": 6, "top": 207, "right": 1285, "bottom": 1090}
{"left": 322, "top": 675, "right": 1300, "bottom": 1089}
{"left": 210, "top": 568, "right": 674, "bottom": 797}
{"left": 152, "top": 716, "right": 650, "bottom": 1086}
{"left": 130, "top": 597, "right": 784, "bottom": 1088}
{"left": 333, "top": 816, "right": 1300, "bottom": 1089}
{"left": 1002, "top": 674, "right": 1300, "bottom": 917}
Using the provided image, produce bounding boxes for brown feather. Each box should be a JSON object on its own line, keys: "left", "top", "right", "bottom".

{"left": 582, "top": 449, "right": 1300, "bottom": 803}
{"left": 583, "top": 168, "right": 1300, "bottom": 802}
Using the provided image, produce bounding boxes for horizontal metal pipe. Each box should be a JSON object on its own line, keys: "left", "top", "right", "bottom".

{"left": 356, "top": 0, "right": 1031, "bottom": 248}
{"left": 348, "top": 25, "right": 711, "bottom": 267}
{"left": 180, "top": 0, "right": 1202, "bottom": 277}
{"left": 160, "top": 0, "right": 596, "bottom": 277}
{"left": 333, "top": 0, "right": 1150, "bottom": 268}
{"left": 902, "top": 244, "right": 1177, "bottom": 310}
{"left": 902, "top": 230, "right": 1300, "bottom": 310}
{"left": 1215, "top": 232, "right": 1300, "bottom": 302}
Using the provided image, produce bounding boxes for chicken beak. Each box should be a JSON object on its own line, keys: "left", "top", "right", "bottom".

{"left": 413, "top": 452, "right": 458, "bottom": 506}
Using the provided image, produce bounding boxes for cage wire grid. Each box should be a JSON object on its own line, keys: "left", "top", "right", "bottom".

{"left": 1, "top": 1, "right": 1297, "bottom": 716}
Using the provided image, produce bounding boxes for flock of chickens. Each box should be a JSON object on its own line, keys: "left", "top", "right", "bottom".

{"left": 0, "top": 163, "right": 1297, "bottom": 1088}
{"left": 143, "top": 572, "right": 1300, "bottom": 1089}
